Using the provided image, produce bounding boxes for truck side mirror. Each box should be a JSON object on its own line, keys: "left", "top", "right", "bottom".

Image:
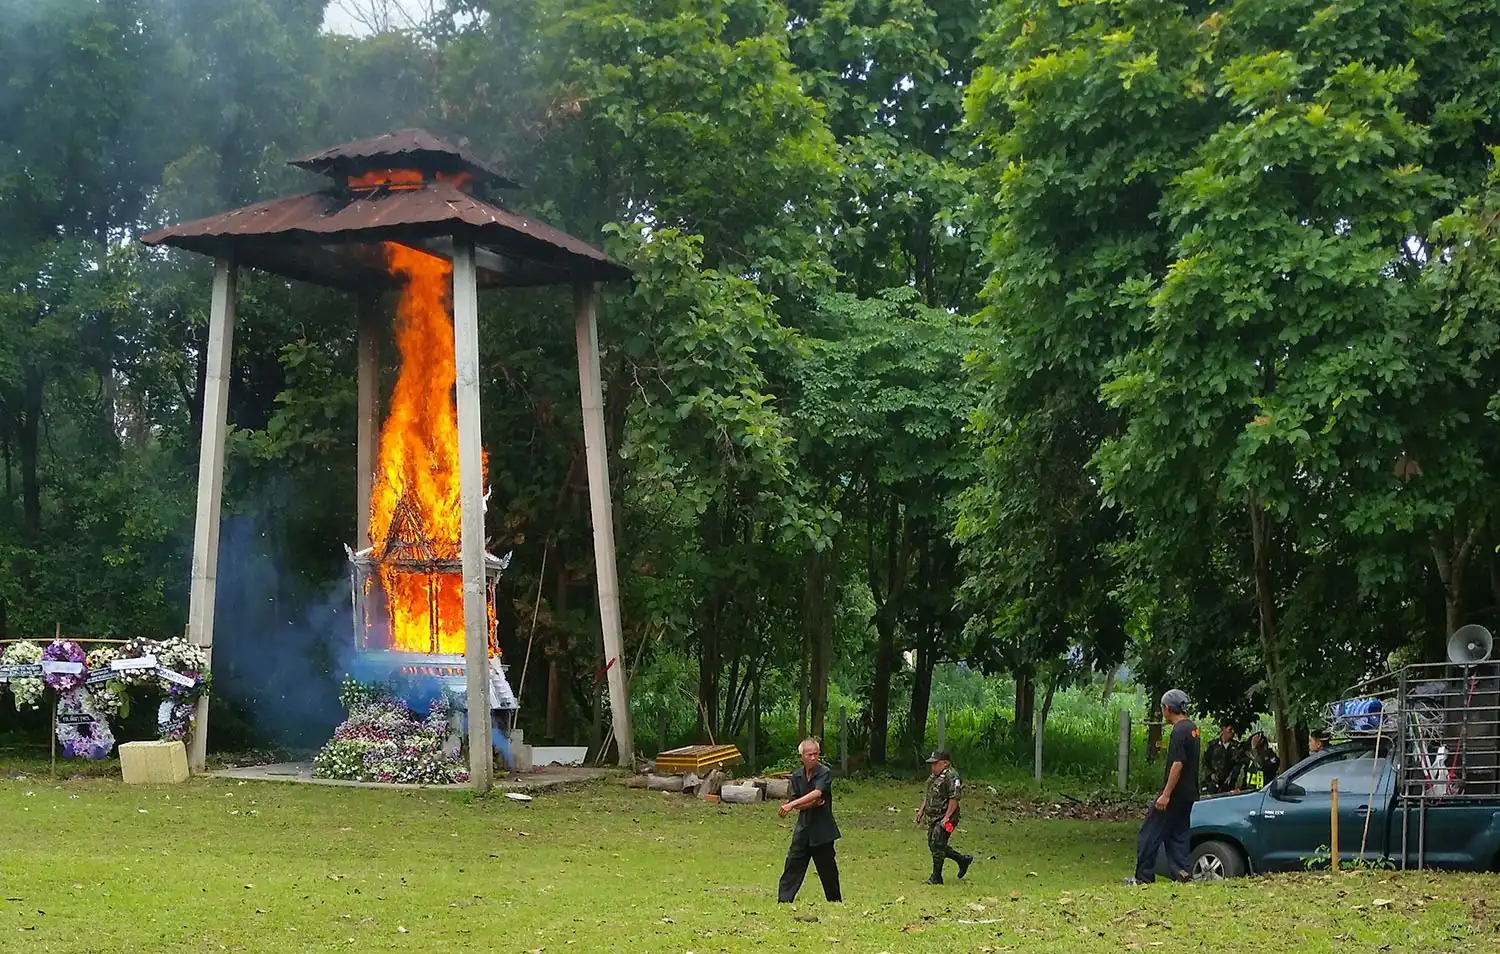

{"left": 1268, "top": 777, "right": 1287, "bottom": 799}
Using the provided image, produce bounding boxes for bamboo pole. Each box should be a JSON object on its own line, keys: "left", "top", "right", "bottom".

{"left": 1330, "top": 778, "right": 1341, "bottom": 871}
{"left": 451, "top": 242, "right": 493, "bottom": 795}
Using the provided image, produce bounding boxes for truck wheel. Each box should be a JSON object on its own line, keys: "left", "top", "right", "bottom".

{"left": 1191, "top": 840, "right": 1247, "bottom": 880}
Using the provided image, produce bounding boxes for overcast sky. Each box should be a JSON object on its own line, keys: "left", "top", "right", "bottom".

{"left": 322, "top": 0, "right": 429, "bottom": 36}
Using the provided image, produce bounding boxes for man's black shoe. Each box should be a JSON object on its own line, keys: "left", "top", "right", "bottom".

{"left": 957, "top": 854, "right": 973, "bottom": 879}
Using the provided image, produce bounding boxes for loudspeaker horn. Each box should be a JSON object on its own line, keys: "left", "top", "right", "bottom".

{"left": 1448, "top": 624, "right": 1494, "bottom": 665}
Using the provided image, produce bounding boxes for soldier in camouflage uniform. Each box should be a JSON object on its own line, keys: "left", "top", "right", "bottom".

{"left": 914, "top": 749, "right": 973, "bottom": 885}
{"left": 1202, "top": 722, "right": 1245, "bottom": 795}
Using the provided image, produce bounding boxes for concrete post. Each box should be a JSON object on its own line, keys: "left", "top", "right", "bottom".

{"left": 186, "top": 258, "right": 236, "bottom": 774}
{"left": 1118, "top": 709, "right": 1131, "bottom": 790}
{"left": 1033, "top": 703, "right": 1044, "bottom": 785}
{"left": 936, "top": 708, "right": 946, "bottom": 752}
{"left": 451, "top": 243, "right": 493, "bottom": 793}
{"left": 574, "top": 282, "right": 633, "bottom": 767}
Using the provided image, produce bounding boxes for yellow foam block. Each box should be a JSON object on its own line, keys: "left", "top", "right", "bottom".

{"left": 119, "top": 741, "right": 190, "bottom": 784}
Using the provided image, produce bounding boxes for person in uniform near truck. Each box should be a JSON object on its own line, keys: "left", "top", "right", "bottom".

{"left": 915, "top": 749, "right": 973, "bottom": 884}
{"left": 1203, "top": 721, "right": 1245, "bottom": 795}
{"left": 776, "top": 738, "right": 842, "bottom": 903}
{"left": 1126, "top": 689, "right": 1200, "bottom": 885}
{"left": 1308, "top": 727, "right": 1331, "bottom": 753}
{"left": 1243, "top": 730, "right": 1280, "bottom": 790}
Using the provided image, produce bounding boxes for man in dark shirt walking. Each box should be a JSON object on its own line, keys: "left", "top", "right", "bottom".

{"left": 1126, "top": 689, "right": 1200, "bottom": 885}
{"left": 776, "top": 738, "right": 842, "bottom": 903}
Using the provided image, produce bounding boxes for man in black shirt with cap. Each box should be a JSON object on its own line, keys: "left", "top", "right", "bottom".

{"left": 1126, "top": 688, "right": 1200, "bottom": 885}
{"left": 776, "top": 738, "right": 842, "bottom": 903}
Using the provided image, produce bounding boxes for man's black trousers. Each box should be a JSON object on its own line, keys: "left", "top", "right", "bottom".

{"left": 1134, "top": 804, "right": 1191, "bottom": 883}
{"left": 778, "top": 835, "right": 841, "bottom": 902}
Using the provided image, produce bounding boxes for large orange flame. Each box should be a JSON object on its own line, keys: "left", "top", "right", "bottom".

{"left": 368, "top": 242, "right": 485, "bottom": 655}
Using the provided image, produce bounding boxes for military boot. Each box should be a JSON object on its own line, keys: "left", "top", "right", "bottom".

{"left": 924, "top": 859, "right": 944, "bottom": 885}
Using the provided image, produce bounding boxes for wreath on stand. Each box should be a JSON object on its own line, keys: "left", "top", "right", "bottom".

{"left": 2, "top": 636, "right": 211, "bottom": 756}
{"left": 56, "top": 688, "right": 115, "bottom": 759}
{"left": 1, "top": 640, "right": 44, "bottom": 710}
{"left": 41, "top": 639, "right": 88, "bottom": 693}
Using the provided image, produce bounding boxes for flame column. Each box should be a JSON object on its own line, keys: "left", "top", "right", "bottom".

{"left": 185, "top": 258, "right": 237, "bottom": 773}
{"left": 452, "top": 243, "right": 494, "bottom": 792}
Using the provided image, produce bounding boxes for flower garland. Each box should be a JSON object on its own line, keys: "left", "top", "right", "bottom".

{"left": 154, "top": 637, "right": 208, "bottom": 698}
{"left": 113, "top": 637, "right": 160, "bottom": 689}
{"left": 41, "top": 639, "right": 88, "bottom": 693}
{"left": 56, "top": 689, "right": 115, "bottom": 759}
{"left": 2, "top": 640, "right": 45, "bottom": 710}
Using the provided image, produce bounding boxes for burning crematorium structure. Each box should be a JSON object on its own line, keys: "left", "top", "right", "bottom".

{"left": 142, "top": 129, "right": 637, "bottom": 788}
{"left": 345, "top": 241, "right": 512, "bottom": 697}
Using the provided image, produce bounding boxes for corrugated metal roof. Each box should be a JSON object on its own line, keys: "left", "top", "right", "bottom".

{"left": 290, "top": 128, "right": 520, "bottom": 189}
{"left": 140, "top": 181, "right": 631, "bottom": 288}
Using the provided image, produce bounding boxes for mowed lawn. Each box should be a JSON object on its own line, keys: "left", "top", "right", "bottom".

{"left": 0, "top": 772, "right": 1494, "bottom": 953}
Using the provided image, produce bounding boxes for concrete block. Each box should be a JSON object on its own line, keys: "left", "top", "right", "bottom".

{"left": 120, "top": 741, "right": 189, "bottom": 785}
{"left": 720, "top": 784, "right": 763, "bottom": 805}
{"left": 646, "top": 774, "right": 685, "bottom": 792}
{"left": 762, "top": 778, "right": 791, "bottom": 800}
{"left": 512, "top": 743, "right": 533, "bottom": 774}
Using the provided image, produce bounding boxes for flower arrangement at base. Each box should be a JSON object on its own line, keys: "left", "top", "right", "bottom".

{"left": 2, "top": 640, "right": 44, "bottom": 710}
{"left": 314, "top": 684, "right": 468, "bottom": 785}
{"left": 42, "top": 639, "right": 88, "bottom": 693}
{"left": 85, "top": 647, "right": 128, "bottom": 719}
{"left": 56, "top": 689, "right": 115, "bottom": 759}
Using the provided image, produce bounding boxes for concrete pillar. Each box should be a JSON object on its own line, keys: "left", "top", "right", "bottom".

{"left": 356, "top": 292, "right": 380, "bottom": 547}
{"left": 451, "top": 243, "right": 492, "bottom": 793}
{"left": 186, "top": 258, "right": 237, "bottom": 773}
{"left": 1118, "top": 709, "right": 1131, "bottom": 790}
{"left": 573, "top": 282, "right": 634, "bottom": 767}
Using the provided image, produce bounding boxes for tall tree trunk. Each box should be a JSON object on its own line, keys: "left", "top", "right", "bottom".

{"left": 1013, "top": 670, "right": 1035, "bottom": 742}
{"left": 18, "top": 366, "right": 42, "bottom": 542}
{"left": 1249, "top": 498, "right": 1299, "bottom": 766}
{"left": 806, "top": 547, "right": 833, "bottom": 740}
{"left": 1432, "top": 523, "right": 1483, "bottom": 661}
{"left": 546, "top": 547, "right": 567, "bottom": 741}
{"left": 798, "top": 624, "right": 809, "bottom": 740}
{"left": 907, "top": 636, "right": 936, "bottom": 758}
{"left": 866, "top": 497, "right": 910, "bottom": 766}
{"left": 1101, "top": 668, "right": 1116, "bottom": 706}
{"left": 870, "top": 616, "right": 895, "bottom": 765}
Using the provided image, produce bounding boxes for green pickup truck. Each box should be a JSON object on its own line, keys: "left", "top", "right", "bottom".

{"left": 1186, "top": 740, "right": 1500, "bottom": 877}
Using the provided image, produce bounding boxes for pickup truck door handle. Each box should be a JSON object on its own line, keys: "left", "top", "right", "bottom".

{"left": 1353, "top": 805, "right": 1371, "bottom": 815}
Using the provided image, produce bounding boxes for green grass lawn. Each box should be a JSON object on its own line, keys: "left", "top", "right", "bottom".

{"left": 0, "top": 769, "right": 1494, "bottom": 953}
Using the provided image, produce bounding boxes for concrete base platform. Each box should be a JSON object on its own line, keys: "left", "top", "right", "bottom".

{"left": 205, "top": 762, "right": 610, "bottom": 792}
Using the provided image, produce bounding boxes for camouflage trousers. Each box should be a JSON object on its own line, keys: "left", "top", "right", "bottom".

{"left": 927, "top": 819, "right": 954, "bottom": 861}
